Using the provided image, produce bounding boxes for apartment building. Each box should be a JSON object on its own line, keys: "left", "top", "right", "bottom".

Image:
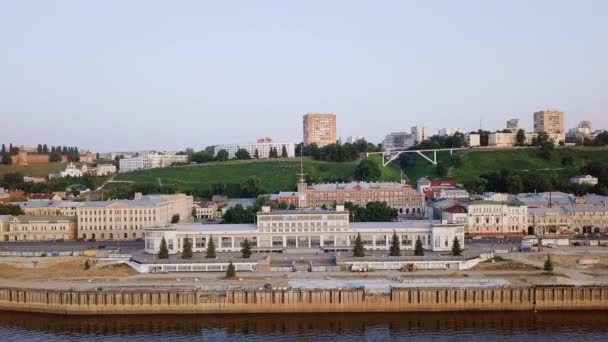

{"left": 411, "top": 126, "right": 427, "bottom": 144}
{"left": 119, "top": 153, "right": 188, "bottom": 173}
{"left": 382, "top": 132, "right": 416, "bottom": 150}
{"left": 76, "top": 194, "right": 193, "bottom": 240}
{"left": 15, "top": 200, "right": 84, "bottom": 217}
{"left": 465, "top": 201, "right": 528, "bottom": 236}
{"left": 534, "top": 110, "right": 565, "bottom": 134}
{"left": 303, "top": 114, "right": 337, "bottom": 147}
{"left": 6, "top": 215, "right": 77, "bottom": 242}
{"left": 301, "top": 181, "right": 426, "bottom": 215}
{"left": 214, "top": 142, "right": 295, "bottom": 159}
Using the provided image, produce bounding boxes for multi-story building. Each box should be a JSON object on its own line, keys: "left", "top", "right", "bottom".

{"left": 119, "top": 153, "right": 188, "bottom": 173}
{"left": 143, "top": 206, "right": 464, "bottom": 254}
{"left": 506, "top": 119, "right": 519, "bottom": 132}
{"left": 6, "top": 215, "right": 77, "bottom": 242}
{"left": 76, "top": 194, "right": 193, "bottom": 240}
{"left": 193, "top": 201, "right": 219, "bottom": 220}
{"left": 95, "top": 164, "right": 117, "bottom": 176}
{"left": 382, "top": 132, "right": 416, "bottom": 150}
{"left": 213, "top": 142, "right": 295, "bottom": 159}
{"left": 15, "top": 200, "right": 84, "bottom": 217}
{"left": 346, "top": 136, "right": 365, "bottom": 144}
{"left": 436, "top": 189, "right": 470, "bottom": 200}
{"left": 528, "top": 207, "right": 608, "bottom": 235}
{"left": 411, "top": 126, "right": 427, "bottom": 144}
{"left": 534, "top": 110, "right": 565, "bottom": 134}
{"left": 465, "top": 201, "right": 528, "bottom": 236}
{"left": 468, "top": 133, "right": 481, "bottom": 147}
{"left": 0, "top": 215, "right": 9, "bottom": 240}
{"left": 303, "top": 114, "right": 337, "bottom": 147}
{"left": 438, "top": 128, "right": 462, "bottom": 136}
{"left": 300, "top": 181, "right": 426, "bottom": 215}
{"left": 488, "top": 131, "right": 564, "bottom": 147}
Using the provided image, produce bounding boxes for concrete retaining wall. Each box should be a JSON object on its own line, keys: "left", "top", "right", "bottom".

{"left": 1, "top": 286, "right": 608, "bottom": 315}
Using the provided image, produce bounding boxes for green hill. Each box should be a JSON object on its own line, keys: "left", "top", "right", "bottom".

{"left": 114, "top": 155, "right": 401, "bottom": 195}
{"left": 399, "top": 147, "right": 608, "bottom": 185}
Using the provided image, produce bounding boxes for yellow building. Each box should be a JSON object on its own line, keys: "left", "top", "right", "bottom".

{"left": 534, "top": 110, "right": 564, "bottom": 134}
{"left": 303, "top": 113, "right": 337, "bottom": 147}
{"left": 7, "top": 215, "right": 77, "bottom": 242}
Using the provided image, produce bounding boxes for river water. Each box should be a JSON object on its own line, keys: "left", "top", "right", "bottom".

{"left": 0, "top": 311, "right": 607, "bottom": 341}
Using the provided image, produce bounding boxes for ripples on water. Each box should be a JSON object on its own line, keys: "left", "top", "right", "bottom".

{"left": 1, "top": 311, "right": 608, "bottom": 341}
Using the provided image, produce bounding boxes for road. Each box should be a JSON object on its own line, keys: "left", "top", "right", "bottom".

{"left": 0, "top": 240, "right": 144, "bottom": 253}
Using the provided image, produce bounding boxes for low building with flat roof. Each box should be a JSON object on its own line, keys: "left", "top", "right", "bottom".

{"left": 143, "top": 206, "right": 464, "bottom": 255}
{"left": 6, "top": 215, "right": 77, "bottom": 242}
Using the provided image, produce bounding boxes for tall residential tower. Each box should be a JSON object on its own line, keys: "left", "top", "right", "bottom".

{"left": 303, "top": 114, "right": 337, "bottom": 147}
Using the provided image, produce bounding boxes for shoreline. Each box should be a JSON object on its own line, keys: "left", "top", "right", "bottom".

{"left": 1, "top": 285, "right": 608, "bottom": 315}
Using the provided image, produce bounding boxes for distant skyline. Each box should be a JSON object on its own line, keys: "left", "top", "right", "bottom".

{"left": 1, "top": 0, "right": 607, "bottom": 152}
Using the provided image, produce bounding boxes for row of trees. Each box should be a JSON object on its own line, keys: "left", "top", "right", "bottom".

{"left": 0, "top": 172, "right": 108, "bottom": 194}
{"left": 298, "top": 139, "right": 380, "bottom": 163}
{"left": 409, "top": 132, "right": 468, "bottom": 150}
{"left": 352, "top": 232, "right": 461, "bottom": 257}
{"left": 1, "top": 143, "right": 19, "bottom": 165}
{"left": 344, "top": 201, "right": 398, "bottom": 222}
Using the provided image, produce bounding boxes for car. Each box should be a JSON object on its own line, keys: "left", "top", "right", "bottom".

{"left": 546, "top": 243, "right": 556, "bottom": 248}
{"left": 263, "top": 283, "right": 273, "bottom": 290}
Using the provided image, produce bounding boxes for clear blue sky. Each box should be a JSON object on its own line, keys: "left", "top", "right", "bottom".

{"left": 1, "top": 0, "right": 607, "bottom": 152}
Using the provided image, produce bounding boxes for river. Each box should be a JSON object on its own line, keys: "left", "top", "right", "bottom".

{"left": 0, "top": 311, "right": 607, "bottom": 341}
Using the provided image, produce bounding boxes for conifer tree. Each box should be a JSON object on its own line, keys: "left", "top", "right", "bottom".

{"left": 544, "top": 254, "right": 554, "bottom": 272}
{"left": 241, "top": 238, "right": 252, "bottom": 259}
{"left": 158, "top": 236, "right": 169, "bottom": 259}
{"left": 389, "top": 231, "right": 401, "bottom": 256}
{"left": 206, "top": 235, "right": 216, "bottom": 258}
{"left": 226, "top": 261, "right": 236, "bottom": 278}
{"left": 182, "top": 237, "right": 193, "bottom": 259}
{"left": 353, "top": 233, "right": 365, "bottom": 257}
{"left": 451, "top": 237, "right": 462, "bottom": 256}
{"left": 414, "top": 237, "right": 425, "bottom": 256}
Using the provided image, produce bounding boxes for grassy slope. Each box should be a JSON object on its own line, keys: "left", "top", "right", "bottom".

{"left": 0, "top": 163, "right": 70, "bottom": 177}
{"left": 115, "top": 155, "right": 401, "bottom": 194}
{"left": 400, "top": 147, "right": 608, "bottom": 184}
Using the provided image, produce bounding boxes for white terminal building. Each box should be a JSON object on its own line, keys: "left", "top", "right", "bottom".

{"left": 119, "top": 152, "right": 188, "bottom": 173}
{"left": 144, "top": 206, "right": 464, "bottom": 255}
{"left": 214, "top": 142, "right": 295, "bottom": 159}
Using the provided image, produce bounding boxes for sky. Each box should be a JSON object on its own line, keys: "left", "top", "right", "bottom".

{"left": 1, "top": 0, "right": 607, "bottom": 152}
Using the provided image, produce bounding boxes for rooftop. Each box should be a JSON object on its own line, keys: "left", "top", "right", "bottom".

{"left": 309, "top": 181, "right": 409, "bottom": 191}
{"left": 11, "top": 215, "right": 74, "bottom": 223}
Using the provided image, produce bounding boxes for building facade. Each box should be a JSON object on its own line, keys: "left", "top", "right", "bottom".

{"left": 15, "top": 200, "right": 84, "bottom": 217}
{"left": 6, "top": 215, "right": 77, "bottom": 242}
{"left": 76, "top": 194, "right": 193, "bottom": 240}
{"left": 119, "top": 153, "right": 188, "bottom": 173}
{"left": 382, "top": 132, "right": 416, "bottom": 150}
{"left": 301, "top": 181, "right": 426, "bottom": 215}
{"left": 214, "top": 142, "right": 295, "bottom": 159}
{"left": 534, "top": 110, "right": 565, "bottom": 134}
{"left": 528, "top": 207, "right": 608, "bottom": 235}
{"left": 303, "top": 114, "right": 337, "bottom": 147}
{"left": 143, "top": 206, "right": 465, "bottom": 254}
{"left": 570, "top": 175, "right": 599, "bottom": 186}
{"left": 465, "top": 201, "right": 528, "bottom": 236}
{"left": 411, "top": 126, "right": 427, "bottom": 144}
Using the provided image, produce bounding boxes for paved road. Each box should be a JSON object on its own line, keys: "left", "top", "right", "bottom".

{"left": 0, "top": 241, "right": 144, "bottom": 252}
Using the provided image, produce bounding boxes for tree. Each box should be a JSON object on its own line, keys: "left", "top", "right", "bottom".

{"left": 1, "top": 154, "right": 11, "bottom": 165}
{"left": 171, "top": 214, "right": 180, "bottom": 223}
{"left": 389, "top": 231, "right": 401, "bottom": 256}
{"left": 3, "top": 172, "right": 24, "bottom": 186}
{"left": 182, "top": 237, "right": 193, "bottom": 259}
{"left": 288, "top": 203, "right": 297, "bottom": 210}
{"left": 269, "top": 147, "right": 279, "bottom": 158}
{"left": 1, "top": 144, "right": 5, "bottom": 153}
{"left": 281, "top": 145, "right": 288, "bottom": 158}
{"left": 354, "top": 159, "right": 381, "bottom": 181}
{"left": 540, "top": 141, "right": 555, "bottom": 160}
{"left": 241, "top": 238, "right": 252, "bottom": 258}
{"left": 544, "top": 254, "right": 554, "bottom": 272}
{"left": 505, "top": 175, "right": 524, "bottom": 194}
{"left": 235, "top": 148, "right": 251, "bottom": 160}
{"left": 253, "top": 149, "right": 259, "bottom": 159}
{"left": 414, "top": 237, "right": 425, "bottom": 256}
{"left": 158, "top": 237, "right": 169, "bottom": 259}
{"left": 436, "top": 162, "right": 448, "bottom": 177}
{"left": 37, "top": 144, "right": 43, "bottom": 153}
{"left": 451, "top": 237, "right": 462, "bottom": 256}
{"left": 215, "top": 149, "right": 229, "bottom": 161}
{"left": 206, "top": 235, "right": 216, "bottom": 258}
{"left": 222, "top": 204, "right": 255, "bottom": 224}
{"left": 516, "top": 129, "right": 526, "bottom": 146}
{"left": 561, "top": 156, "right": 575, "bottom": 167}
{"left": 0, "top": 204, "right": 25, "bottom": 216}
{"left": 42, "top": 144, "right": 49, "bottom": 153}
{"left": 244, "top": 176, "right": 264, "bottom": 197}
{"left": 226, "top": 261, "right": 236, "bottom": 278}
{"left": 353, "top": 233, "right": 365, "bottom": 257}
{"left": 191, "top": 151, "right": 213, "bottom": 164}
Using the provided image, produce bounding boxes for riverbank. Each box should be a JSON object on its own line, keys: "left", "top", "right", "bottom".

{"left": 1, "top": 285, "right": 608, "bottom": 315}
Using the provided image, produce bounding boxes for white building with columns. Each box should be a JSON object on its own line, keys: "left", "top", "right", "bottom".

{"left": 144, "top": 206, "right": 464, "bottom": 255}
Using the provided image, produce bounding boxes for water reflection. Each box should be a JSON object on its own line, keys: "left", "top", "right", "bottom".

{"left": 0, "top": 311, "right": 607, "bottom": 341}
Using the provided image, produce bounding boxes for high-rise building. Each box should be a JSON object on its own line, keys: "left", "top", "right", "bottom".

{"left": 506, "top": 119, "right": 519, "bottom": 132}
{"left": 534, "top": 110, "right": 564, "bottom": 134}
{"left": 303, "top": 114, "right": 337, "bottom": 147}
{"left": 411, "top": 126, "right": 427, "bottom": 144}
{"left": 382, "top": 132, "right": 416, "bottom": 150}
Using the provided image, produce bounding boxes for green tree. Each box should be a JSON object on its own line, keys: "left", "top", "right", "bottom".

{"left": 353, "top": 233, "right": 365, "bottom": 257}
{"left": 1, "top": 153, "right": 11, "bottom": 165}
{"left": 215, "top": 149, "right": 229, "bottom": 161}
{"left": 451, "top": 154, "right": 463, "bottom": 168}
{"left": 0, "top": 204, "right": 25, "bottom": 215}
{"left": 241, "top": 238, "right": 252, "bottom": 258}
{"left": 269, "top": 147, "right": 279, "bottom": 158}
{"left": 158, "top": 237, "right": 169, "bottom": 259}
{"left": 535, "top": 131, "right": 551, "bottom": 146}
{"left": 171, "top": 214, "right": 180, "bottom": 223}
{"left": 281, "top": 145, "right": 288, "bottom": 158}
{"left": 505, "top": 175, "right": 524, "bottom": 194}
{"left": 414, "top": 237, "right": 425, "bottom": 256}
{"left": 389, "top": 231, "right": 401, "bottom": 256}
{"left": 226, "top": 261, "right": 236, "bottom": 278}
{"left": 540, "top": 141, "right": 555, "bottom": 160}
{"left": 206, "top": 235, "right": 216, "bottom": 258}
{"left": 561, "top": 156, "right": 575, "bottom": 167}
{"left": 436, "top": 162, "right": 448, "bottom": 177}
{"left": 354, "top": 159, "right": 381, "bottom": 181}
{"left": 451, "top": 237, "right": 462, "bottom": 256}
{"left": 235, "top": 148, "right": 251, "bottom": 160}
{"left": 244, "top": 176, "right": 264, "bottom": 197}
{"left": 516, "top": 129, "right": 526, "bottom": 146}
{"left": 288, "top": 203, "right": 297, "bottom": 210}
{"left": 3, "top": 172, "right": 24, "bottom": 187}
{"left": 543, "top": 254, "right": 554, "bottom": 272}
{"left": 253, "top": 149, "right": 259, "bottom": 159}
{"left": 182, "top": 237, "right": 193, "bottom": 259}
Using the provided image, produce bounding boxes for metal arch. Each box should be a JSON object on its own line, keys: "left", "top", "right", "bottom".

{"left": 366, "top": 147, "right": 470, "bottom": 167}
